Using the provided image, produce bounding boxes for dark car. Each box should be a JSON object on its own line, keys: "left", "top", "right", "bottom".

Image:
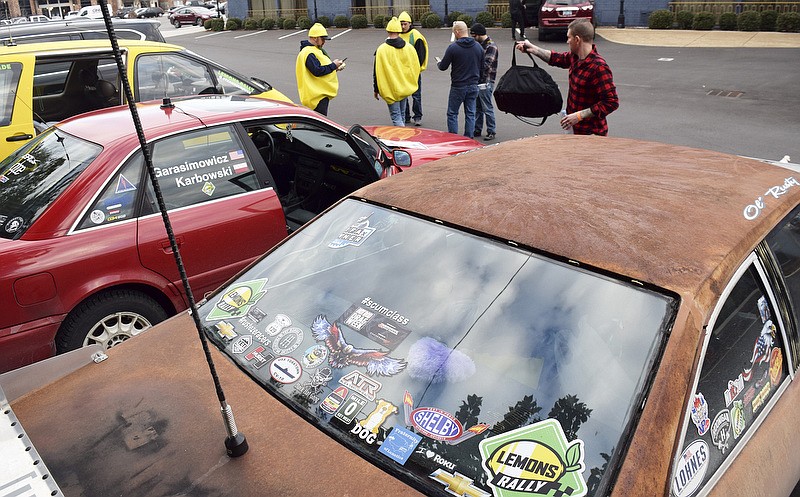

{"left": 4, "top": 136, "right": 800, "bottom": 497}
{"left": 0, "top": 18, "right": 165, "bottom": 46}
{"left": 0, "top": 95, "right": 481, "bottom": 373}
{"left": 137, "top": 6, "right": 164, "bottom": 18}
{"left": 538, "top": 0, "right": 594, "bottom": 40}
{"left": 115, "top": 6, "right": 138, "bottom": 18}
{"left": 169, "top": 6, "right": 217, "bottom": 27}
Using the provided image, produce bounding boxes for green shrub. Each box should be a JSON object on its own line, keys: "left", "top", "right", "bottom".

{"left": 475, "top": 11, "right": 495, "bottom": 27}
{"left": 243, "top": 17, "right": 259, "bottom": 29}
{"left": 207, "top": 17, "right": 224, "bottom": 30}
{"left": 737, "top": 10, "right": 760, "bottom": 31}
{"left": 275, "top": 17, "right": 285, "bottom": 28}
{"left": 447, "top": 11, "right": 462, "bottom": 26}
{"left": 693, "top": 11, "right": 715, "bottom": 30}
{"left": 316, "top": 15, "right": 331, "bottom": 27}
{"left": 260, "top": 17, "right": 275, "bottom": 29}
{"left": 457, "top": 14, "right": 473, "bottom": 26}
{"left": 719, "top": 12, "right": 737, "bottom": 30}
{"left": 675, "top": 10, "right": 693, "bottom": 29}
{"left": 373, "top": 15, "right": 386, "bottom": 28}
{"left": 776, "top": 12, "right": 800, "bottom": 32}
{"left": 297, "top": 16, "right": 312, "bottom": 29}
{"left": 334, "top": 15, "right": 349, "bottom": 27}
{"left": 282, "top": 17, "right": 296, "bottom": 29}
{"left": 226, "top": 17, "right": 242, "bottom": 30}
{"left": 501, "top": 11, "right": 512, "bottom": 28}
{"left": 351, "top": 14, "right": 367, "bottom": 28}
{"left": 760, "top": 9, "right": 778, "bottom": 31}
{"left": 648, "top": 9, "right": 673, "bottom": 29}
{"left": 424, "top": 13, "right": 442, "bottom": 28}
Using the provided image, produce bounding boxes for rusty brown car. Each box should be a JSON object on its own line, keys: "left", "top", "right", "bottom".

{"left": 3, "top": 135, "right": 800, "bottom": 497}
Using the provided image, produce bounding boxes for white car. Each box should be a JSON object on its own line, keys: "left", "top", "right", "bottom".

{"left": 28, "top": 15, "right": 50, "bottom": 22}
{"left": 64, "top": 10, "right": 79, "bottom": 19}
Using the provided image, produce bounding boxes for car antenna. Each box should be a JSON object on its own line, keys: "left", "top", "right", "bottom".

{"left": 96, "top": 1, "right": 248, "bottom": 458}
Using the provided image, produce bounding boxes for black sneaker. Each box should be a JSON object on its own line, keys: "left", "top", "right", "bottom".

{"left": 473, "top": 130, "right": 482, "bottom": 137}
{"left": 484, "top": 133, "right": 496, "bottom": 141}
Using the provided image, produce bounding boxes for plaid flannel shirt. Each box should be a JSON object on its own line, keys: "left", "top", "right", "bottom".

{"left": 549, "top": 46, "right": 619, "bottom": 136}
{"left": 480, "top": 37, "right": 498, "bottom": 85}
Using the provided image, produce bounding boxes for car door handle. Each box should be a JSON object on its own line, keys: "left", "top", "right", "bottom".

{"left": 7, "top": 134, "right": 34, "bottom": 142}
{"left": 160, "top": 235, "right": 185, "bottom": 254}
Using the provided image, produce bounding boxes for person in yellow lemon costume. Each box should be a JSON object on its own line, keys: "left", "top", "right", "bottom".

{"left": 295, "top": 23, "right": 345, "bottom": 116}
{"left": 398, "top": 11, "right": 428, "bottom": 126}
{"left": 373, "top": 17, "right": 421, "bottom": 127}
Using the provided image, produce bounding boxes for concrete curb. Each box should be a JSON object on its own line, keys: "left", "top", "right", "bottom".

{"left": 596, "top": 26, "right": 800, "bottom": 47}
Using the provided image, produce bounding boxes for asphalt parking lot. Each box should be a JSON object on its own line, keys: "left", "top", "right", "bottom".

{"left": 158, "top": 19, "right": 800, "bottom": 161}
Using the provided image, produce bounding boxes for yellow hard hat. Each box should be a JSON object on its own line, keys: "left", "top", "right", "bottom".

{"left": 386, "top": 17, "right": 402, "bottom": 32}
{"left": 308, "top": 23, "right": 328, "bottom": 38}
{"left": 398, "top": 11, "right": 412, "bottom": 22}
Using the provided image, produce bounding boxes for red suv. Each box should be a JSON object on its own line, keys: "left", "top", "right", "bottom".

{"left": 538, "top": 0, "right": 595, "bottom": 40}
{"left": 0, "top": 96, "right": 481, "bottom": 372}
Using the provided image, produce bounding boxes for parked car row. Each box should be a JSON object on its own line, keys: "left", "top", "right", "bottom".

{"left": 169, "top": 6, "right": 219, "bottom": 27}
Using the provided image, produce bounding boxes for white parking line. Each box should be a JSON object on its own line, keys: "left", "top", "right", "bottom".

{"left": 279, "top": 29, "right": 306, "bottom": 40}
{"left": 196, "top": 31, "right": 226, "bottom": 39}
{"left": 234, "top": 30, "right": 269, "bottom": 39}
{"left": 331, "top": 29, "right": 351, "bottom": 39}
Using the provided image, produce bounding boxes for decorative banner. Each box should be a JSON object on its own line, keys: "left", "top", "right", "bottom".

{"left": 479, "top": 419, "right": 587, "bottom": 497}
{"left": 206, "top": 279, "right": 268, "bottom": 321}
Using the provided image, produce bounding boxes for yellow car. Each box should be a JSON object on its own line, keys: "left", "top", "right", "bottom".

{"left": 0, "top": 39, "right": 290, "bottom": 159}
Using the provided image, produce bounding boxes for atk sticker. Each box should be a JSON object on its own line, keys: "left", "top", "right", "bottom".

{"left": 724, "top": 374, "right": 744, "bottom": 407}
{"left": 672, "top": 440, "right": 709, "bottom": 497}
{"left": 404, "top": 391, "right": 489, "bottom": 445}
{"left": 302, "top": 344, "right": 329, "bottom": 369}
{"left": 338, "top": 299, "right": 412, "bottom": 351}
{"left": 751, "top": 382, "right": 771, "bottom": 414}
{"left": 244, "top": 346, "right": 272, "bottom": 369}
{"left": 430, "top": 469, "right": 490, "bottom": 497}
{"left": 757, "top": 296, "right": 770, "bottom": 323}
{"left": 214, "top": 321, "right": 237, "bottom": 343}
{"left": 90, "top": 209, "right": 105, "bottom": 224}
{"left": 272, "top": 327, "right": 303, "bottom": 355}
{"left": 321, "top": 386, "right": 348, "bottom": 414}
{"left": 269, "top": 356, "right": 302, "bottom": 384}
{"left": 236, "top": 309, "right": 270, "bottom": 345}
{"left": 743, "top": 320, "right": 776, "bottom": 381}
{"left": 206, "top": 279, "right": 268, "bottom": 321}
{"left": 294, "top": 367, "right": 333, "bottom": 404}
{"left": 265, "top": 314, "right": 292, "bottom": 336}
{"left": 334, "top": 392, "right": 368, "bottom": 423}
{"left": 730, "top": 400, "right": 745, "bottom": 439}
{"left": 414, "top": 446, "right": 456, "bottom": 471}
{"left": 328, "top": 215, "right": 376, "bottom": 248}
{"left": 115, "top": 174, "right": 137, "bottom": 194}
{"left": 311, "top": 315, "right": 406, "bottom": 377}
{"left": 690, "top": 393, "right": 710, "bottom": 436}
{"left": 769, "top": 347, "right": 783, "bottom": 387}
{"left": 339, "top": 370, "right": 382, "bottom": 401}
{"left": 359, "top": 399, "right": 397, "bottom": 435}
{"left": 4, "top": 216, "right": 23, "bottom": 233}
{"left": 378, "top": 426, "right": 422, "bottom": 465}
{"left": 710, "top": 409, "right": 731, "bottom": 454}
{"left": 479, "top": 419, "right": 587, "bottom": 497}
{"left": 230, "top": 334, "right": 253, "bottom": 354}
{"left": 202, "top": 181, "right": 215, "bottom": 196}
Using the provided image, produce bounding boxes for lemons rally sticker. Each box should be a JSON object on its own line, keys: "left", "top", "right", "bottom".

{"left": 479, "top": 419, "right": 587, "bottom": 497}
{"left": 206, "top": 279, "right": 268, "bottom": 321}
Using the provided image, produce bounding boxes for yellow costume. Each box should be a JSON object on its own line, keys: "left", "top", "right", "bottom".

{"left": 374, "top": 41, "right": 420, "bottom": 104}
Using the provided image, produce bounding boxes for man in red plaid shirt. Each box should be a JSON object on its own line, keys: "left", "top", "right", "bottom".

{"left": 516, "top": 19, "right": 619, "bottom": 135}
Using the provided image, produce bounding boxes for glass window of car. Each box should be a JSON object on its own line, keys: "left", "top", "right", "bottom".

{"left": 135, "top": 53, "right": 215, "bottom": 101}
{"left": 33, "top": 60, "right": 71, "bottom": 96}
{"left": 673, "top": 255, "right": 790, "bottom": 497}
{"left": 198, "top": 199, "right": 675, "bottom": 497}
{"left": 0, "top": 62, "right": 23, "bottom": 127}
{"left": 0, "top": 129, "right": 102, "bottom": 239}
{"left": 766, "top": 205, "right": 800, "bottom": 347}
{"left": 76, "top": 156, "right": 145, "bottom": 230}
{"left": 140, "top": 125, "right": 258, "bottom": 213}
{"left": 212, "top": 68, "right": 257, "bottom": 95}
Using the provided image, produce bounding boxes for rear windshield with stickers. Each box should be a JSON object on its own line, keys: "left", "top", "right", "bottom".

{"left": 0, "top": 129, "right": 101, "bottom": 239}
{"left": 200, "top": 198, "right": 676, "bottom": 497}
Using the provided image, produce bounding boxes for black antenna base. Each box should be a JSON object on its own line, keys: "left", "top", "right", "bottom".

{"left": 225, "top": 432, "right": 249, "bottom": 457}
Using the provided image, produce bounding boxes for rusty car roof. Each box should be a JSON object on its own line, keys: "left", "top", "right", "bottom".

{"left": 355, "top": 135, "right": 800, "bottom": 311}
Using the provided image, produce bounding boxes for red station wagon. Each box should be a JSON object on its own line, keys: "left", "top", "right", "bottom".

{"left": 0, "top": 95, "right": 480, "bottom": 373}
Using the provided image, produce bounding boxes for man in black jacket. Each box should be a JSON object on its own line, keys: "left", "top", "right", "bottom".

{"left": 509, "top": 0, "right": 526, "bottom": 40}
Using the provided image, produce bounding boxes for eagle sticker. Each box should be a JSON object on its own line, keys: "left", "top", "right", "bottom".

{"left": 206, "top": 279, "right": 268, "bottom": 321}
{"left": 311, "top": 315, "right": 406, "bottom": 377}
{"left": 479, "top": 419, "right": 587, "bottom": 497}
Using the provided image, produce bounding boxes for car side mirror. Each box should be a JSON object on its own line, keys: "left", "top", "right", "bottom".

{"left": 393, "top": 150, "right": 411, "bottom": 168}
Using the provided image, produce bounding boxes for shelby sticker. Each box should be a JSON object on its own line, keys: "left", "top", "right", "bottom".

{"left": 479, "top": 419, "right": 586, "bottom": 497}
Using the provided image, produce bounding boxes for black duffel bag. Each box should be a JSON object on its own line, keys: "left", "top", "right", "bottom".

{"left": 493, "top": 49, "right": 563, "bottom": 126}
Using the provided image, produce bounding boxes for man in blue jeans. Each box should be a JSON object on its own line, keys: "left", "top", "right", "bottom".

{"left": 436, "top": 20, "right": 483, "bottom": 137}
{"left": 471, "top": 23, "right": 498, "bottom": 141}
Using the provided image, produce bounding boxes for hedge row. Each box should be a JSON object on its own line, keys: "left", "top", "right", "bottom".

{"left": 205, "top": 11, "right": 499, "bottom": 31}
{"left": 648, "top": 9, "right": 800, "bottom": 32}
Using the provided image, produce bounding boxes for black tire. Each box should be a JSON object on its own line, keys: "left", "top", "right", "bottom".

{"left": 55, "top": 289, "right": 168, "bottom": 354}
{"left": 173, "top": 19, "right": 181, "bottom": 27}
{"left": 195, "top": 17, "right": 203, "bottom": 26}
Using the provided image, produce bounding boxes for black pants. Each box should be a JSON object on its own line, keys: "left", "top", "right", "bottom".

{"left": 511, "top": 11, "right": 525, "bottom": 39}
{"left": 314, "top": 97, "right": 330, "bottom": 116}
